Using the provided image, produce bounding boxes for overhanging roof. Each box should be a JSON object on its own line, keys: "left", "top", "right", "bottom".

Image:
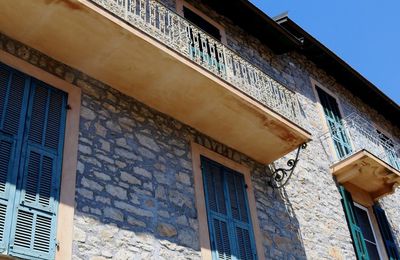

{"left": 202, "top": 0, "right": 399, "bottom": 127}
{"left": 201, "top": 0, "right": 301, "bottom": 54}
{"left": 274, "top": 14, "right": 400, "bottom": 127}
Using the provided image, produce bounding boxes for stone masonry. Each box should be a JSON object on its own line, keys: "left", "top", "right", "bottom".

{"left": 1, "top": 0, "right": 400, "bottom": 258}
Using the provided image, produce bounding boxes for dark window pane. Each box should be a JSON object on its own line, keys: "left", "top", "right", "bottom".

{"left": 365, "top": 241, "right": 380, "bottom": 260}
{"left": 183, "top": 7, "right": 221, "bottom": 41}
{"left": 354, "top": 206, "right": 376, "bottom": 242}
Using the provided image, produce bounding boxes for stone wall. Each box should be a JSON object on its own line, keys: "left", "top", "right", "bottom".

{"left": 0, "top": 34, "right": 307, "bottom": 259}
{"left": 1, "top": 0, "right": 400, "bottom": 258}
{"left": 166, "top": 0, "right": 400, "bottom": 258}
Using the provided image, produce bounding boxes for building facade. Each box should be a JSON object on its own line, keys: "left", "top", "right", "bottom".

{"left": 0, "top": 0, "right": 399, "bottom": 259}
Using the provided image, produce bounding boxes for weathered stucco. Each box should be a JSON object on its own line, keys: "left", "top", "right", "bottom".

{"left": 0, "top": 0, "right": 399, "bottom": 258}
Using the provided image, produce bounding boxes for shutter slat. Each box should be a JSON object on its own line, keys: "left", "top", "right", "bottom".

{"left": 0, "top": 203, "right": 7, "bottom": 241}
{"left": 33, "top": 215, "right": 52, "bottom": 252}
{"left": 0, "top": 139, "right": 13, "bottom": 195}
{"left": 213, "top": 217, "right": 231, "bottom": 260}
{"left": 28, "top": 85, "right": 48, "bottom": 145}
{"left": 22, "top": 150, "right": 56, "bottom": 210}
{"left": 373, "top": 205, "right": 400, "bottom": 260}
{"left": 203, "top": 160, "right": 226, "bottom": 215}
{"left": 339, "top": 186, "right": 369, "bottom": 260}
{"left": 3, "top": 74, "right": 26, "bottom": 136}
{"left": 0, "top": 67, "right": 9, "bottom": 127}
{"left": 45, "top": 92, "right": 63, "bottom": 150}
{"left": 13, "top": 209, "right": 34, "bottom": 248}
{"left": 236, "top": 226, "right": 253, "bottom": 260}
{"left": 226, "top": 171, "right": 249, "bottom": 223}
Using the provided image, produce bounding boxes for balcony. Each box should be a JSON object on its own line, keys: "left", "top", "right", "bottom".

{"left": 320, "top": 113, "right": 400, "bottom": 200}
{"left": 0, "top": 0, "right": 311, "bottom": 163}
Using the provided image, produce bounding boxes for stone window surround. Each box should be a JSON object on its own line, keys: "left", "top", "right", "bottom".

{"left": 176, "top": 0, "right": 228, "bottom": 45}
{"left": 190, "top": 141, "right": 265, "bottom": 260}
{"left": 0, "top": 50, "right": 81, "bottom": 260}
{"left": 353, "top": 202, "right": 386, "bottom": 259}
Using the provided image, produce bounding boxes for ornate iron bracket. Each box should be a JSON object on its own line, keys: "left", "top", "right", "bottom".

{"left": 267, "top": 143, "right": 307, "bottom": 189}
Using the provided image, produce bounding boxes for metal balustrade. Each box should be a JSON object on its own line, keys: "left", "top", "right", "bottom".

{"left": 320, "top": 113, "right": 400, "bottom": 170}
{"left": 90, "top": 0, "right": 305, "bottom": 128}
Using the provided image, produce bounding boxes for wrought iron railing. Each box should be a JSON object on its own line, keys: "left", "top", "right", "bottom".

{"left": 90, "top": 0, "right": 305, "bottom": 128}
{"left": 320, "top": 113, "right": 400, "bottom": 170}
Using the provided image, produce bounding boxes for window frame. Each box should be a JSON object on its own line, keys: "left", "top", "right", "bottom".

{"left": 343, "top": 183, "right": 390, "bottom": 260}
{"left": 353, "top": 202, "right": 385, "bottom": 260}
{"left": 176, "top": 0, "right": 227, "bottom": 45}
{"left": 191, "top": 142, "right": 265, "bottom": 260}
{"left": 0, "top": 50, "right": 81, "bottom": 260}
{"left": 311, "top": 78, "right": 354, "bottom": 162}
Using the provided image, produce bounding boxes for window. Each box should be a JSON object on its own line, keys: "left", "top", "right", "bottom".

{"left": 315, "top": 86, "right": 352, "bottom": 159}
{"left": 191, "top": 143, "right": 264, "bottom": 260}
{"left": 201, "top": 156, "right": 257, "bottom": 260}
{"left": 353, "top": 204, "right": 382, "bottom": 259}
{"left": 0, "top": 63, "right": 67, "bottom": 259}
{"left": 183, "top": 6, "right": 221, "bottom": 41}
{"left": 177, "top": 1, "right": 226, "bottom": 76}
{"left": 339, "top": 186, "right": 400, "bottom": 260}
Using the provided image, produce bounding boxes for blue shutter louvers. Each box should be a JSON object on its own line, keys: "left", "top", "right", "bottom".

{"left": 0, "top": 64, "right": 30, "bottom": 256}
{"left": 0, "top": 63, "right": 67, "bottom": 260}
{"left": 201, "top": 156, "right": 257, "bottom": 260}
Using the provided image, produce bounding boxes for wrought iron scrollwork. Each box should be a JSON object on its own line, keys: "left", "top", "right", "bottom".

{"left": 268, "top": 143, "right": 307, "bottom": 188}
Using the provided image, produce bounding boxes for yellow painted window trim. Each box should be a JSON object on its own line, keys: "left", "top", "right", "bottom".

{"left": 191, "top": 141, "right": 265, "bottom": 260}
{"left": 0, "top": 50, "right": 81, "bottom": 260}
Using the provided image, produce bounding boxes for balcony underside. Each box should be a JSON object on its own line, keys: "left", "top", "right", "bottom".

{"left": 332, "top": 150, "right": 400, "bottom": 200}
{"left": 0, "top": 0, "right": 310, "bottom": 163}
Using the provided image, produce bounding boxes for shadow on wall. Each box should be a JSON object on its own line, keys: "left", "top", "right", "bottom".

{"left": 71, "top": 79, "right": 307, "bottom": 259}
{"left": 250, "top": 168, "right": 307, "bottom": 259}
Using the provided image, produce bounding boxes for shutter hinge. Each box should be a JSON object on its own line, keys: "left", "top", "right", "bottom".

{"left": 66, "top": 104, "right": 72, "bottom": 110}
{"left": 56, "top": 241, "right": 60, "bottom": 250}
{"left": 244, "top": 184, "right": 248, "bottom": 189}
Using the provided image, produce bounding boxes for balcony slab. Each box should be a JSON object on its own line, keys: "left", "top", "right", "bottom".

{"left": 0, "top": 0, "right": 311, "bottom": 163}
{"left": 332, "top": 150, "right": 400, "bottom": 200}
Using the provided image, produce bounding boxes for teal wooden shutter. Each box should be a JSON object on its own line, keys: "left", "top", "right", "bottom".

{"left": 225, "top": 169, "right": 256, "bottom": 260}
{"left": 0, "top": 65, "right": 30, "bottom": 254}
{"left": 339, "top": 186, "right": 369, "bottom": 260}
{"left": 202, "top": 157, "right": 233, "bottom": 260}
{"left": 373, "top": 205, "right": 400, "bottom": 260}
{"left": 316, "top": 87, "right": 352, "bottom": 159}
{"left": 8, "top": 80, "right": 67, "bottom": 260}
{"left": 201, "top": 157, "right": 257, "bottom": 260}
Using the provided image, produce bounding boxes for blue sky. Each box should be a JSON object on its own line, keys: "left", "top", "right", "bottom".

{"left": 250, "top": 0, "right": 400, "bottom": 105}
